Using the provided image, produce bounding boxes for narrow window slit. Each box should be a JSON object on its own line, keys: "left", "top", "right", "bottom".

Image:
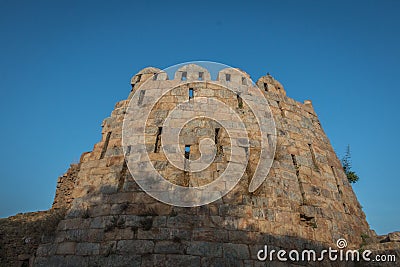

{"left": 153, "top": 73, "right": 158, "bottom": 80}
{"left": 264, "top": 83, "right": 269, "bottom": 91}
{"left": 189, "top": 88, "right": 194, "bottom": 100}
{"left": 308, "top": 144, "right": 319, "bottom": 171}
{"left": 215, "top": 128, "right": 223, "bottom": 158}
{"left": 181, "top": 71, "right": 187, "bottom": 81}
{"left": 332, "top": 166, "right": 348, "bottom": 213}
{"left": 225, "top": 73, "right": 231, "bottom": 82}
{"left": 184, "top": 145, "right": 191, "bottom": 159}
{"left": 215, "top": 128, "right": 220, "bottom": 144}
{"left": 237, "top": 94, "right": 243, "bottom": 109}
{"left": 277, "top": 101, "right": 285, "bottom": 117}
{"left": 154, "top": 127, "right": 162, "bottom": 153}
{"left": 241, "top": 77, "right": 247, "bottom": 85}
{"left": 198, "top": 72, "right": 204, "bottom": 81}
{"left": 291, "top": 154, "right": 306, "bottom": 205}
{"left": 118, "top": 161, "right": 128, "bottom": 192}
{"left": 100, "top": 132, "right": 112, "bottom": 159}
{"left": 183, "top": 145, "right": 191, "bottom": 176}
{"left": 331, "top": 166, "right": 342, "bottom": 196}
{"left": 291, "top": 154, "right": 300, "bottom": 177}
{"left": 138, "top": 90, "right": 146, "bottom": 105}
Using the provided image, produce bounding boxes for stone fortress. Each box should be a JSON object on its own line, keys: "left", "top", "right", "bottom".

{"left": 0, "top": 64, "right": 398, "bottom": 266}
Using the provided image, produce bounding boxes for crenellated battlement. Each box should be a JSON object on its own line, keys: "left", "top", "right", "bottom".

{"left": 130, "top": 64, "right": 287, "bottom": 97}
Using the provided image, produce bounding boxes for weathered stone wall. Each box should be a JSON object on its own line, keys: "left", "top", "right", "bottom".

{"left": 0, "top": 162, "right": 80, "bottom": 267}
{"left": 0, "top": 210, "right": 64, "bottom": 267}
{"left": 29, "top": 64, "right": 377, "bottom": 266}
{"left": 52, "top": 163, "right": 81, "bottom": 210}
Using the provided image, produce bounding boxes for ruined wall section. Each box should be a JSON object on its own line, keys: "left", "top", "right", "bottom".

{"left": 0, "top": 151, "right": 81, "bottom": 266}
{"left": 52, "top": 163, "right": 81, "bottom": 210}
{"left": 0, "top": 210, "right": 65, "bottom": 267}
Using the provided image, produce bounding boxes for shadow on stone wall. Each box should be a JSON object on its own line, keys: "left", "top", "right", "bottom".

{"left": 0, "top": 208, "right": 65, "bottom": 267}
{"left": 33, "top": 184, "right": 397, "bottom": 267}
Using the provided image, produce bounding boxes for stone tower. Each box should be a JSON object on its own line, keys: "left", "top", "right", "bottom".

{"left": 32, "top": 63, "right": 372, "bottom": 266}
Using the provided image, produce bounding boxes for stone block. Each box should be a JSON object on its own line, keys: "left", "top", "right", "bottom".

{"left": 36, "top": 244, "right": 57, "bottom": 257}
{"left": 103, "top": 254, "right": 141, "bottom": 267}
{"left": 141, "top": 254, "right": 167, "bottom": 267}
{"left": 154, "top": 240, "right": 186, "bottom": 254}
{"left": 117, "top": 240, "right": 154, "bottom": 254}
{"left": 137, "top": 227, "right": 171, "bottom": 240}
{"left": 56, "top": 242, "right": 76, "bottom": 255}
{"left": 192, "top": 228, "right": 229, "bottom": 242}
{"left": 223, "top": 243, "right": 250, "bottom": 260}
{"left": 186, "top": 241, "right": 223, "bottom": 257}
{"left": 165, "top": 255, "right": 201, "bottom": 267}
{"left": 76, "top": 242, "right": 100, "bottom": 256}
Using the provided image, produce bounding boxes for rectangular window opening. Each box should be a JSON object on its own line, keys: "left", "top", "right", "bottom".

{"left": 184, "top": 145, "right": 191, "bottom": 159}
{"left": 242, "top": 77, "right": 247, "bottom": 85}
{"left": 181, "top": 71, "right": 187, "bottom": 81}
{"left": 225, "top": 73, "right": 231, "bottom": 82}
{"left": 189, "top": 88, "right": 194, "bottom": 100}
{"left": 198, "top": 72, "right": 204, "bottom": 81}
{"left": 154, "top": 127, "right": 163, "bottom": 153}
{"left": 264, "top": 82, "right": 268, "bottom": 91}
{"left": 153, "top": 73, "right": 158, "bottom": 80}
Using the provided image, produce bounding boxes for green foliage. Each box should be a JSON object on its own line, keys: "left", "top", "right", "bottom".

{"left": 346, "top": 171, "right": 359, "bottom": 184}
{"left": 341, "top": 145, "right": 359, "bottom": 183}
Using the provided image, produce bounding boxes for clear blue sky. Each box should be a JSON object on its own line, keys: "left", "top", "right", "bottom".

{"left": 0, "top": 0, "right": 399, "bottom": 235}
